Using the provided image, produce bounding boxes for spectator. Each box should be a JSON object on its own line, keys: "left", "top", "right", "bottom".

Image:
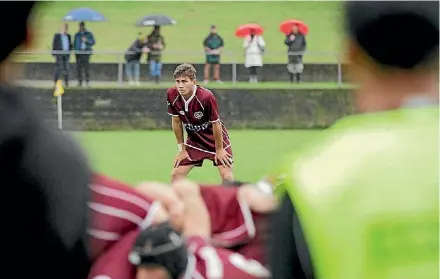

{"left": 146, "top": 26, "right": 165, "bottom": 84}
{"left": 73, "top": 21, "right": 95, "bottom": 87}
{"left": 243, "top": 31, "right": 265, "bottom": 83}
{"left": 203, "top": 25, "right": 224, "bottom": 84}
{"left": 124, "top": 33, "right": 146, "bottom": 85}
{"left": 285, "top": 24, "right": 307, "bottom": 83}
{"left": 52, "top": 23, "right": 72, "bottom": 87}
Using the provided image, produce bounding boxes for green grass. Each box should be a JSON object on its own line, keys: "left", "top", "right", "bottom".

{"left": 22, "top": 1, "right": 344, "bottom": 63}
{"left": 24, "top": 81, "right": 353, "bottom": 90}
{"left": 78, "top": 130, "right": 322, "bottom": 184}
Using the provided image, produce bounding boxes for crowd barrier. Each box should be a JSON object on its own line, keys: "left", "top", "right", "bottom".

{"left": 12, "top": 50, "right": 345, "bottom": 85}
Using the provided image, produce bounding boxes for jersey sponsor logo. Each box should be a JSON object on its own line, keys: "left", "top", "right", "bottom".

{"left": 167, "top": 101, "right": 171, "bottom": 106}
{"left": 179, "top": 111, "right": 185, "bottom": 115}
{"left": 194, "top": 111, "right": 203, "bottom": 119}
{"left": 184, "top": 122, "right": 210, "bottom": 132}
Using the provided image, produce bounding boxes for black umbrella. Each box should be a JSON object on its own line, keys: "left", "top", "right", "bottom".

{"left": 136, "top": 14, "right": 177, "bottom": 27}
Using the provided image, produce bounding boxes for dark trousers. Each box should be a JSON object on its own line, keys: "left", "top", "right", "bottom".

{"left": 75, "top": 54, "right": 90, "bottom": 84}
{"left": 54, "top": 55, "right": 69, "bottom": 84}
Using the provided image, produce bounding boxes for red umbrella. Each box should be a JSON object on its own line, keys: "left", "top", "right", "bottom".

{"left": 235, "top": 23, "right": 264, "bottom": 38}
{"left": 279, "top": 19, "right": 309, "bottom": 35}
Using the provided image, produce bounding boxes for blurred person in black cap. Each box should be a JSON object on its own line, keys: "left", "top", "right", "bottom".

{"left": 0, "top": 2, "right": 92, "bottom": 279}
{"left": 203, "top": 24, "right": 224, "bottom": 84}
{"left": 73, "top": 21, "right": 95, "bottom": 87}
{"left": 52, "top": 23, "right": 72, "bottom": 87}
{"left": 270, "top": 1, "right": 439, "bottom": 279}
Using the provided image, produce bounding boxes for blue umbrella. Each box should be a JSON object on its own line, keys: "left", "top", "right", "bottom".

{"left": 63, "top": 8, "right": 106, "bottom": 22}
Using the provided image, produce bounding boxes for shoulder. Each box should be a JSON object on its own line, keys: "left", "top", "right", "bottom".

{"left": 166, "top": 87, "right": 178, "bottom": 98}
{"left": 197, "top": 86, "right": 216, "bottom": 100}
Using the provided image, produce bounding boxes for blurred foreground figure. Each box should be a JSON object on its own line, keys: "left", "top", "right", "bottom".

{"left": 0, "top": 3, "right": 92, "bottom": 279}
{"left": 271, "top": 2, "right": 439, "bottom": 279}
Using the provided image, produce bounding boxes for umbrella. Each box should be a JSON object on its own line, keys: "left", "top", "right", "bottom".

{"left": 279, "top": 19, "right": 309, "bottom": 35}
{"left": 136, "top": 15, "right": 177, "bottom": 27}
{"left": 235, "top": 23, "right": 264, "bottom": 38}
{"left": 62, "top": 8, "right": 106, "bottom": 22}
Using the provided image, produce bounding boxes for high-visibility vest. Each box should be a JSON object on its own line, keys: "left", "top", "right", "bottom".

{"left": 283, "top": 107, "right": 439, "bottom": 279}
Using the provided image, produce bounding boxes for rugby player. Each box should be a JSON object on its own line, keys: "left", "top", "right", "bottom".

{"left": 88, "top": 179, "right": 276, "bottom": 279}
{"left": 167, "top": 63, "right": 233, "bottom": 182}
{"left": 130, "top": 181, "right": 271, "bottom": 279}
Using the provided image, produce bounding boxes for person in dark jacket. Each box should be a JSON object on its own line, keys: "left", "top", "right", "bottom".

{"left": 285, "top": 24, "right": 307, "bottom": 83}
{"left": 146, "top": 26, "right": 165, "bottom": 84}
{"left": 52, "top": 23, "right": 72, "bottom": 87}
{"left": 0, "top": 2, "right": 92, "bottom": 279}
{"left": 203, "top": 25, "right": 224, "bottom": 84}
{"left": 73, "top": 21, "right": 96, "bottom": 87}
{"left": 125, "top": 33, "right": 146, "bottom": 85}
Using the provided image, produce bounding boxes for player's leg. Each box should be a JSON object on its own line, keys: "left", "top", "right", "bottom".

{"left": 170, "top": 164, "right": 194, "bottom": 182}
{"left": 237, "top": 183, "right": 277, "bottom": 213}
{"left": 172, "top": 180, "right": 211, "bottom": 238}
{"left": 171, "top": 145, "right": 206, "bottom": 182}
{"left": 217, "top": 165, "right": 234, "bottom": 183}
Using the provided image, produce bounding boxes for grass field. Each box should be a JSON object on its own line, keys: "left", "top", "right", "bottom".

{"left": 22, "top": 1, "right": 344, "bottom": 63}
{"left": 78, "top": 130, "right": 322, "bottom": 184}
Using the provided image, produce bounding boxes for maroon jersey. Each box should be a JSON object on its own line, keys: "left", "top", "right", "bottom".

{"left": 200, "top": 185, "right": 256, "bottom": 247}
{"left": 233, "top": 212, "right": 270, "bottom": 265}
{"left": 89, "top": 174, "right": 161, "bottom": 260}
{"left": 167, "top": 86, "right": 231, "bottom": 153}
{"left": 88, "top": 234, "right": 270, "bottom": 279}
{"left": 185, "top": 236, "right": 270, "bottom": 279}
{"left": 88, "top": 230, "right": 138, "bottom": 279}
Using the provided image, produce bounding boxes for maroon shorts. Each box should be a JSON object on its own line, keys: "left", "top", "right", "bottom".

{"left": 178, "top": 144, "right": 233, "bottom": 167}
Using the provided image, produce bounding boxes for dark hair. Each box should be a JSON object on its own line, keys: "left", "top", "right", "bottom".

{"left": 345, "top": 1, "right": 439, "bottom": 69}
{"left": 0, "top": 2, "right": 35, "bottom": 63}
{"left": 173, "top": 63, "right": 197, "bottom": 80}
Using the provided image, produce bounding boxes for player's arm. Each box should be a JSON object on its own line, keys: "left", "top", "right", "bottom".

{"left": 238, "top": 183, "right": 278, "bottom": 213}
{"left": 167, "top": 92, "right": 185, "bottom": 150}
{"left": 206, "top": 93, "right": 224, "bottom": 152}
{"left": 136, "top": 182, "right": 183, "bottom": 219}
{"left": 172, "top": 116, "right": 185, "bottom": 150}
{"left": 212, "top": 121, "right": 224, "bottom": 151}
{"left": 172, "top": 180, "right": 211, "bottom": 238}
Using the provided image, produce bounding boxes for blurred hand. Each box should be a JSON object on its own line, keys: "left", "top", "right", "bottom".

{"left": 142, "top": 47, "right": 150, "bottom": 53}
{"left": 289, "top": 35, "right": 295, "bottom": 41}
{"left": 81, "top": 36, "right": 87, "bottom": 42}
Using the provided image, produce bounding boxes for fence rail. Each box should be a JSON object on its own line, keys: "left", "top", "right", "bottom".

{"left": 12, "top": 50, "right": 344, "bottom": 86}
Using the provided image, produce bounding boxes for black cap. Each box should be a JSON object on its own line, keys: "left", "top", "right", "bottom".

{"left": 130, "top": 222, "right": 188, "bottom": 279}
{"left": 345, "top": 1, "right": 439, "bottom": 69}
{"left": 0, "top": 2, "right": 36, "bottom": 63}
{"left": 210, "top": 24, "right": 216, "bottom": 29}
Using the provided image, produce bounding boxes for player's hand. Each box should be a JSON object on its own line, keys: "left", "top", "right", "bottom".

{"left": 215, "top": 149, "right": 233, "bottom": 168}
{"left": 174, "top": 150, "right": 189, "bottom": 168}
